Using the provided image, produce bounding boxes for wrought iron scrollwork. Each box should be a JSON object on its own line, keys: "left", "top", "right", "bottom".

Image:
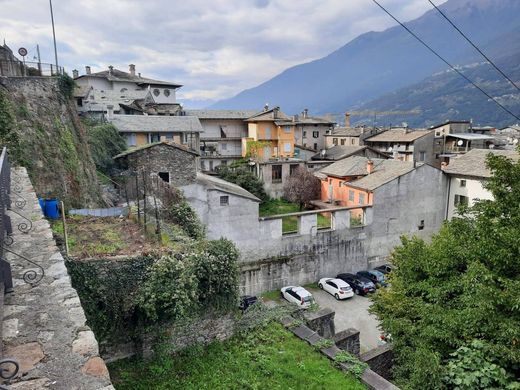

{"left": 3, "top": 235, "right": 13, "bottom": 246}
{"left": 2, "top": 246, "right": 44, "bottom": 286}
{"left": 0, "top": 357, "right": 19, "bottom": 386}
{"left": 7, "top": 209, "right": 32, "bottom": 233}
{"left": 11, "top": 182, "right": 22, "bottom": 194}
{"left": 10, "top": 191, "right": 26, "bottom": 209}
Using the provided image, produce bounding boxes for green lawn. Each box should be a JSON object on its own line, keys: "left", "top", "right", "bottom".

{"left": 109, "top": 322, "right": 366, "bottom": 390}
{"left": 260, "top": 199, "right": 332, "bottom": 234}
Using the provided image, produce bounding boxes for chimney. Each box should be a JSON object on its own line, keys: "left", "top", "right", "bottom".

{"left": 303, "top": 108, "right": 308, "bottom": 118}
{"left": 85, "top": 65, "right": 91, "bottom": 75}
{"left": 138, "top": 72, "right": 141, "bottom": 78}
{"left": 129, "top": 64, "right": 136, "bottom": 76}
{"left": 106, "top": 104, "right": 114, "bottom": 121}
{"left": 367, "top": 159, "right": 374, "bottom": 174}
{"left": 72, "top": 69, "right": 79, "bottom": 78}
{"left": 345, "top": 112, "right": 351, "bottom": 127}
{"left": 264, "top": 103, "right": 269, "bottom": 111}
{"left": 273, "top": 106, "right": 279, "bottom": 119}
{"left": 108, "top": 65, "right": 113, "bottom": 75}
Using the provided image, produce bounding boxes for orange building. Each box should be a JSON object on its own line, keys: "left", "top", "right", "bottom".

{"left": 317, "top": 156, "right": 416, "bottom": 208}
{"left": 243, "top": 106, "right": 296, "bottom": 161}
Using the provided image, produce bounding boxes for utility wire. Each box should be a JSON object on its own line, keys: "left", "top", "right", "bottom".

{"left": 428, "top": 0, "right": 520, "bottom": 93}
{"left": 370, "top": 0, "right": 520, "bottom": 122}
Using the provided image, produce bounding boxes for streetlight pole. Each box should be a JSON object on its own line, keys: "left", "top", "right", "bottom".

{"left": 49, "top": 0, "right": 59, "bottom": 73}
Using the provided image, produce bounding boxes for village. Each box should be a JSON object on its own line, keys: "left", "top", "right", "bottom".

{"left": 1, "top": 0, "right": 520, "bottom": 388}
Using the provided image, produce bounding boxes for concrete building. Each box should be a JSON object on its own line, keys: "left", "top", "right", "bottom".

{"left": 443, "top": 149, "right": 518, "bottom": 219}
{"left": 113, "top": 141, "right": 199, "bottom": 187}
{"left": 311, "top": 145, "right": 389, "bottom": 162}
{"left": 292, "top": 109, "right": 335, "bottom": 152}
{"left": 364, "top": 128, "right": 435, "bottom": 164}
{"left": 185, "top": 109, "right": 257, "bottom": 173}
{"left": 109, "top": 113, "right": 203, "bottom": 152}
{"left": 430, "top": 120, "right": 471, "bottom": 137}
{"left": 325, "top": 127, "right": 365, "bottom": 148}
{"left": 257, "top": 159, "right": 305, "bottom": 198}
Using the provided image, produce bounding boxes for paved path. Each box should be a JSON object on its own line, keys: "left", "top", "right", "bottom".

{"left": 309, "top": 287, "right": 381, "bottom": 353}
{"left": 2, "top": 167, "right": 113, "bottom": 389}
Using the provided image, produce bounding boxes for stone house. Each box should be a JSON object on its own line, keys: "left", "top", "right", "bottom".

{"left": 113, "top": 141, "right": 199, "bottom": 187}
{"left": 256, "top": 159, "right": 306, "bottom": 199}
{"left": 443, "top": 149, "right": 518, "bottom": 219}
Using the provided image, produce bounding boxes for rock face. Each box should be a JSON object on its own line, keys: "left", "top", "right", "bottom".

{"left": 0, "top": 76, "right": 102, "bottom": 207}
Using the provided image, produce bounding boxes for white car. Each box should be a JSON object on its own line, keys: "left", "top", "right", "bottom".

{"left": 318, "top": 278, "right": 354, "bottom": 300}
{"left": 280, "top": 286, "right": 314, "bottom": 308}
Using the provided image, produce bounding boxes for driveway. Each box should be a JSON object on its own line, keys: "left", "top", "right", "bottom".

{"left": 309, "top": 287, "right": 381, "bottom": 353}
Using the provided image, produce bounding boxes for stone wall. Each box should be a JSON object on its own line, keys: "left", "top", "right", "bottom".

{"left": 361, "top": 344, "right": 395, "bottom": 381}
{"left": 334, "top": 328, "right": 361, "bottom": 357}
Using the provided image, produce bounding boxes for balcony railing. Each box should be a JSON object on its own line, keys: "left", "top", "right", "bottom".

{"left": 0, "top": 60, "right": 65, "bottom": 77}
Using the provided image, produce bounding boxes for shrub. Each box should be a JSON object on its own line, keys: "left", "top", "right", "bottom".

{"left": 217, "top": 162, "right": 268, "bottom": 202}
{"left": 169, "top": 199, "right": 205, "bottom": 239}
{"left": 86, "top": 122, "right": 127, "bottom": 175}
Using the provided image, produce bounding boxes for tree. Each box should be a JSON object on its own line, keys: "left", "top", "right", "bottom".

{"left": 217, "top": 161, "right": 268, "bottom": 202}
{"left": 86, "top": 121, "right": 127, "bottom": 175}
{"left": 371, "top": 149, "right": 520, "bottom": 390}
{"left": 283, "top": 166, "right": 321, "bottom": 211}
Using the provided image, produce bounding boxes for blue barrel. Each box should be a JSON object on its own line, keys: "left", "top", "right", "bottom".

{"left": 38, "top": 198, "right": 45, "bottom": 213}
{"left": 43, "top": 199, "right": 60, "bottom": 220}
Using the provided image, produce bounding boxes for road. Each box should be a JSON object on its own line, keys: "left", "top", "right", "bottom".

{"left": 309, "top": 287, "right": 382, "bottom": 353}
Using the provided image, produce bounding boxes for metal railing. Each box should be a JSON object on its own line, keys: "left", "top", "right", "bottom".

{"left": 0, "top": 148, "right": 13, "bottom": 293}
{"left": 0, "top": 60, "right": 64, "bottom": 77}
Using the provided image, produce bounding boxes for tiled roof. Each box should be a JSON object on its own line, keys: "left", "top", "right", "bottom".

{"left": 113, "top": 141, "right": 199, "bottom": 159}
{"left": 195, "top": 173, "right": 260, "bottom": 202}
{"left": 325, "top": 127, "right": 365, "bottom": 137}
{"left": 185, "top": 109, "right": 258, "bottom": 119}
{"left": 245, "top": 107, "right": 291, "bottom": 122}
{"left": 364, "top": 129, "right": 433, "bottom": 143}
{"left": 444, "top": 149, "right": 519, "bottom": 178}
{"left": 311, "top": 145, "right": 367, "bottom": 161}
{"left": 110, "top": 114, "right": 203, "bottom": 133}
{"left": 76, "top": 68, "right": 182, "bottom": 88}
{"left": 293, "top": 116, "right": 335, "bottom": 125}
{"left": 319, "top": 156, "right": 416, "bottom": 190}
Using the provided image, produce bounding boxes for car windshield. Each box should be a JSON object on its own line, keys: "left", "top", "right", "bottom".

{"left": 340, "top": 287, "right": 351, "bottom": 291}
{"left": 302, "top": 296, "right": 313, "bottom": 303}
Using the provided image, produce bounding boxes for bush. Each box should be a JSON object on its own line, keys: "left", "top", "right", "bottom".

{"left": 217, "top": 162, "right": 268, "bottom": 202}
{"left": 57, "top": 74, "right": 75, "bottom": 100}
{"left": 86, "top": 122, "right": 127, "bottom": 175}
{"left": 170, "top": 199, "right": 205, "bottom": 239}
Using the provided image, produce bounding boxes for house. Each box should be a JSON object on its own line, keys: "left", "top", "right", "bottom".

{"left": 443, "top": 149, "right": 518, "bottom": 220}
{"left": 363, "top": 127, "right": 435, "bottom": 164}
{"left": 113, "top": 141, "right": 199, "bottom": 187}
{"left": 292, "top": 109, "right": 335, "bottom": 151}
{"left": 108, "top": 112, "right": 203, "bottom": 152}
{"left": 73, "top": 64, "right": 182, "bottom": 118}
{"left": 185, "top": 109, "right": 257, "bottom": 173}
{"left": 256, "top": 159, "right": 305, "bottom": 198}
{"left": 325, "top": 127, "right": 366, "bottom": 148}
{"left": 181, "top": 173, "right": 261, "bottom": 242}
{"left": 430, "top": 120, "right": 471, "bottom": 137}
{"left": 310, "top": 145, "right": 389, "bottom": 162}
{"left": 243, "top": 106, "right": 296, "bottom": 161}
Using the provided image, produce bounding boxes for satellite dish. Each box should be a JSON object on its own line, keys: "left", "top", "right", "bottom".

{"left": 320, "top": 149, "right": 326, "bottom": 157}
{"left": 457, "top": 140, "right": 464, "bottom": 146}
{"left": 388, "top": 147, "right": 393, "bottom": 152}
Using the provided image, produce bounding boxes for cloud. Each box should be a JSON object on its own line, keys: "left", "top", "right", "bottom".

{"left": 0, "top": 0, "right": 435, "bottom": 104}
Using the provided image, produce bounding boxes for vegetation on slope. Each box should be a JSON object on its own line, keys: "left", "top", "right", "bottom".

{"left": 371, "top": 149, "right": 520, "bottom": 389}
{"left": 85, "top": 119, "right": 127, "bottom": 175}
{"left": 109, "top": 322, "right": 366, "bottom": 390}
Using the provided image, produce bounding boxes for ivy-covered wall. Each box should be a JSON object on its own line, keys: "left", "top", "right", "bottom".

{"left": 0, "top": 76, "right": 102, "bottom": 207}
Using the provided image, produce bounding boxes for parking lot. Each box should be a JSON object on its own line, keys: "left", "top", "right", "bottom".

{"left": 308, "top": 287, "right": 382, "bottom": 353}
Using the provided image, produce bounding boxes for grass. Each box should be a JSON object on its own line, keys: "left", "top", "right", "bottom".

{"left": 109, "top": 322, "right": 366, "bottom": 390}
{"left": 261, "top": 289, "right": 282, "bottom": 302}
{"left": 260, "top": 199, "right": 332, "bottom": 234}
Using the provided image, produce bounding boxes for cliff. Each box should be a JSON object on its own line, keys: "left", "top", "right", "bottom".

{"left": 0, "top": 76, "right": 102, "bottom": 207}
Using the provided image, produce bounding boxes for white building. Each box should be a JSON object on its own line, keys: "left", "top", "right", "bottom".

{"left": 443, "top": 149, "right": 518, "bottom": 219}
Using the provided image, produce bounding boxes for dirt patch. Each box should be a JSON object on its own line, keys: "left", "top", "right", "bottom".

{"left": 52, "top": 216, "right": 159, "bottom": 259}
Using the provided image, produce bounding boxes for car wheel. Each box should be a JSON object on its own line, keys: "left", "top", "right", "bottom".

{"left": 334, "top": 293, "right": 340, "bottom": 300}
{"left": 355, "top": 288, "right": 360, "bottom": 295}
{"left": 318, "top": 283, "right": 323, "bottom": 289}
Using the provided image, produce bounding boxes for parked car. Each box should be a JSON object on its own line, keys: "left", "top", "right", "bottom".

{"left": 318, "top": 278, "right": 354, "bottom": 300}
{"left": 280, "top": 286, "right": 314, "bottom": 308}
{"left": 239, "top": 295, "right": 258, "bottom": 311}
{"left": 336, "top": 273, "right": 376, "bottom": 296}
{"left": 374, "top": 264, "right": 394, "bottom": 275}
{"left": 357, "top": 270, "right": 387, "bottom": 288}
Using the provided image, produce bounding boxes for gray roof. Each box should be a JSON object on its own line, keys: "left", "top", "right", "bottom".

{"left": 185, "top": 109, "right": 258, "bottom": 120}
{"left": 325, "top": 127, "right": 364, "bottom": 138}
{"left": 444, "top": 149, "right": 519, "bottom": 178}
{"left": 110, "top": 114, "right": 203, "bottom": 133}
{"left": 245, "top": 107, "right": 291, "bottom": 122}
{"left": 446, "top": 133, "right": 495, "bottom": 140}
{"left": 365, "top": 129, "right": 433, "bottom": 143}
{"left": 113, "top": 141, "right": 199, "bottom": 159}
{"left": 76, "top": 68, "right": 182, "bottom": 88}
{"left": 318, "top": 156, "right": 416, "bottom": 191}
{"left": 311, "top": 145, "right": 367, "bottom": 161}
{"left": 195, "top": 173, "right": 260, "bottom": 202}
{"left": 292, "top": 116, "right": 335, "bottom": 125}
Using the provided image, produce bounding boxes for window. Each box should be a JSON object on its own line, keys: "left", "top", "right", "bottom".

{"left": 313, "top": 143, "right": 318, "bottom": 150}
{"left": 149, "top": 133, "right": 160, "bottom": 143}
{"left": 303, "top": 131, "right": 307, "bottom": 138}
{"left": 153, "top": 88, "right": 160, "bottom": 96}
{"left": 272, "top": 165, "right": 282, "bottom": 183}
{"left": 76, "top": 98, "right": 83, "bottom": 107}
{"left": 284, "top": 125, "right": 291, "bottom": 133}
{"left": 220, "top": 196, "right": 229, "bottom": 206}
{"left": 359, "top": 193, "right": 366, "bottom": 205}
{"left": 460, "top": 179, "right": 466, "bottom": 187}
{"left": 333, "top": 138, "right": 338, "bottom": 146}
{"left": 313, "top": 131, "right": 319, "bottom": 138}
{"left": 290, "top": 164, "right": 299, "bottom": 176}
{"left": 418, "top": 220, "right": 425, "bottom": 230}
{"left": 436, "top": 131, "right": 441, "bottom": 136}
{"left": 164, "top": 89, "right": 170, "bottom": 97}
{"left": 419, "top": 151, "right": 426, "bottom": 161}
{"left": 209, "top": 161, "right": 214, "bottom": 171}
{"left": 165, "top": 133, "right": 173, "bottom": 140}
{"left": 340, "top": 139, "right": 345, "bottom": 145}
{"left": 127, "top": 133, "right": 136, "bottom": 147}
{"left": 284, "top": 143, "right": 291, "bottom": 153}
{"left": 264, "top": 126, "right": 272, "bottom": 139}
{"left": 454, "top": 194, "right": 469, "bottom": 207}
{"left": 120, "top": 88, "right": 128, "bottom": 93}
{"left": 348, "top": 190, "right": 355, "bottom": 202}
{"left": 158, "top": 172, "right": 170, "bottom": 183}
{"left": 221, "top": 143, "right": 227, "bottom": 151}
{"left": 221, "top": 160, "right": 228, "bottom": 167}
{"left": 351, "top": 139, "right": 355, "bottom": 145}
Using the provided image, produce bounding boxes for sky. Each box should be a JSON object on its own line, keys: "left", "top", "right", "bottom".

{"left": 0, "top": 0, "right": 438, "bottom": 105}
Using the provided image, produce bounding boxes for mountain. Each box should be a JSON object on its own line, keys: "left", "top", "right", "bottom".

{"left": 211, "top": 0, "right": 520, "bottom": 120}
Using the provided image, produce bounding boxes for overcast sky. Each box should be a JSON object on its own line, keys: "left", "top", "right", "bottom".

{"left": 1, "top": 0, "right": 438, "bottom": 104}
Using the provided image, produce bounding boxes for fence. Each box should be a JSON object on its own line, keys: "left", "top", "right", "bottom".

{"left": 0, "top": 148, "right": 13, "bottom": 293}
{"left": 0, "top": 60, "right": 64, "bottom": 77}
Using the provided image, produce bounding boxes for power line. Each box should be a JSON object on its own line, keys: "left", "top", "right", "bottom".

{"left": 370, "top": 0, "right": 520, "bottom": 122}
{"left": 427, "top": 0, "right": 520, "bottom": 93}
